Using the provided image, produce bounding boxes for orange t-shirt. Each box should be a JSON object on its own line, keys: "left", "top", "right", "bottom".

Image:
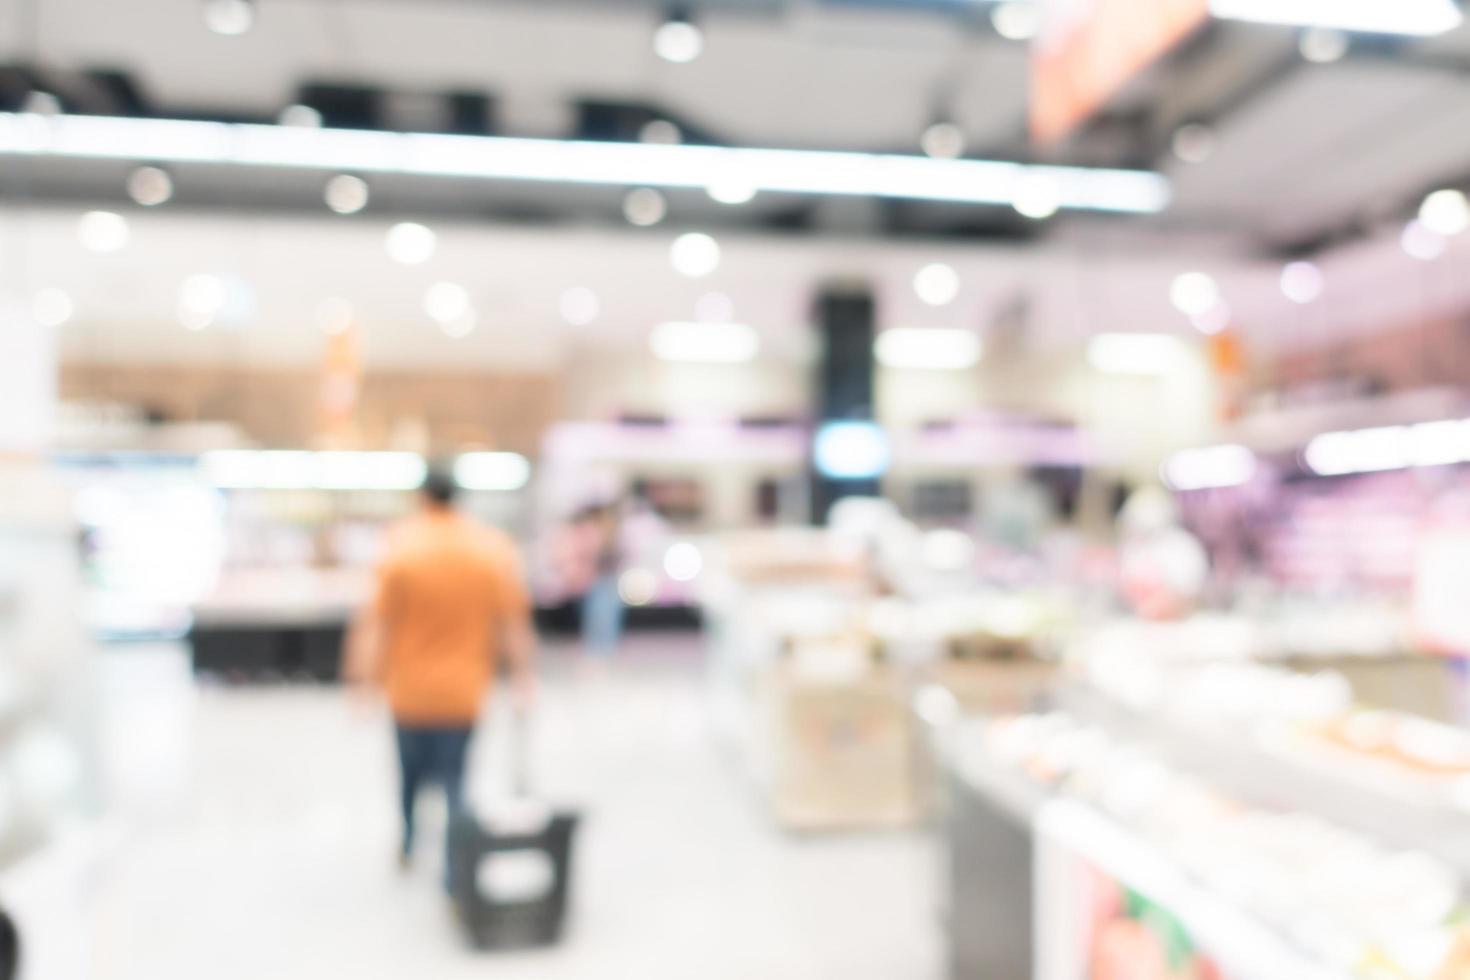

{"left": 374, "top": 510, "right": 529, "bottom": 725}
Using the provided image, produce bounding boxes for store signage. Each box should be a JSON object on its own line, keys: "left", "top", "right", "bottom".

{"left": 1032, "top": 0, "right": 1210, "bottom": 146}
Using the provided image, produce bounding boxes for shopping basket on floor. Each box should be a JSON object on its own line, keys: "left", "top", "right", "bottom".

{"left": 448, "top": 712, "right": 580, "bottom": 950}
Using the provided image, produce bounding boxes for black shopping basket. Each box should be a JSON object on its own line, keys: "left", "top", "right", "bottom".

{"left": 448, "top": 711, "right": 581, "bottom": 950}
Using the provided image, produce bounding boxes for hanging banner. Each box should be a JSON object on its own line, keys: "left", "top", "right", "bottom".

{"left": 1032, "top": 0, "right": 1210, "bottom": 147}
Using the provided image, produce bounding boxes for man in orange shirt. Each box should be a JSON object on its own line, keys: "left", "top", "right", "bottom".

{"left": 347, "top": 468, "right": 536, "bottom": 874}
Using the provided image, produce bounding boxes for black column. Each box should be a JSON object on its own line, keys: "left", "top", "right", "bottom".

{"left": 810, "top": 286, "right": 878, "bottom": 523}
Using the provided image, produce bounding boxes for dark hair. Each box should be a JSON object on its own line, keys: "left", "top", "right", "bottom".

{"left": 421, "top": 467, "right": 458, "bottom": 505}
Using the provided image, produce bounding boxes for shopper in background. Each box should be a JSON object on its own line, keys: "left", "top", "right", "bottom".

{"left": 345, "top": 467, "right": 536, "bottom": 876}
{"left": 558, "top": 502, "right": 626, "bottom": 659}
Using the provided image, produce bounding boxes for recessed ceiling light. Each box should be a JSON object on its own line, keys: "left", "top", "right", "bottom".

{"left": 278, "top": 104, "right": 322, "bottom": 128}
{"left": 1013, "top": 173, "right": 1061, "bottom": 220}
{"left": 623, "top": 188, "right": 668, "bottom": 227}
{"left": 707, "top": 176, "right": 756, "bottom": 205}
{"left": 1169, "top": 271, "right": 1220, "bottom": 317}
{"left": 1419, "top": 189, "right": 1470, "bottom": 237}
{"left": 1171, "top": 123, "right": 1216, "bottom": 165}
{"left": 202, "top": 0, "right": 255, "bottom": 36}
{"left": 913, "top": 263, "right": 960, "bottom": 306}
{"left": 177, "top": 273, "right": 229, "bottom": 331}
{"left": 1280, "top": 261, "right": 1324, "bottom": 304}
{"left": 77, "top": 211, "right": 129, "bottom": 253}
{"left": 324, "top": 174, "right": 369, "bottom": 214}
{"left": 385, "top": 222, "right": 436, "bottom": 265}
{"left": 991, "top": 1, "right": 1043, "bottom": 41}
{"left": 1402, "top": 219, "right": 1447, "bottom": 261}
{"left": 126, "top": 165, "right": 173, "bottom": 206}
{"left": 670, "top": 232, "right": 721, "bottom": 278}
{"left": 1299, "top": 26, "right": 1350, "bottom": 63}
{"left": 650, "top": 321, "right": 758, "bottom": 363}
{"left": 1191, "top": 302, "right": 1232, "bottom": 335}
{"left": 875, "top": 328, "right": 983, "bottom": 370}
{"left": 639, "top": 120, "right": 682, "bottom": 145}
{"left": 920, "top": 122, "right": 966, "bottom": 160}
{"left": 1088, "top": 333, "right": 1187, "bottom": 374}
{"left": 654, "top": 14, "right": 704, "bottom": 63}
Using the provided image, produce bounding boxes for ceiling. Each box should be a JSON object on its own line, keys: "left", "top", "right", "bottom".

{"left": 3, "top": 0, "right": 1470, "bottom": 369}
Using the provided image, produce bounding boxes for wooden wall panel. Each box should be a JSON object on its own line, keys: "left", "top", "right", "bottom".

{"left": 59, "top": 362, "right": 561, "bottom": 455}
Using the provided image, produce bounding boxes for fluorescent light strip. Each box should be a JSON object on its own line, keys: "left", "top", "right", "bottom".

{"left": 875, "top": 328, "right": 984, "bottom": 370}
{"left": 650, "top": 321, "right": 759, "bottom": 363}
{"left": 1161, "top": 444, "right": 1256, "bottom": 491}
{"left": 1209, "top": 0, "right": 1462, "bottom": 35}
{"left": 1087, "top": 333, "right": 1188, "bottom": 374}
{"left": 1305, "top": 419, "right": 1470, "bottom": 477}
{"left": 0, "top": 112, "right": 1170, "bottom": 214}
{"left": 200, "top": 450, "right": 427, "bottom": 490}
{"left": 453, "top": 452, "right": 531, "bottom": 491}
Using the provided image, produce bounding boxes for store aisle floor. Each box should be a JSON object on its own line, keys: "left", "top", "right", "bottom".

{"left": 89, "top": 635, "right": 941, "bottom": 980}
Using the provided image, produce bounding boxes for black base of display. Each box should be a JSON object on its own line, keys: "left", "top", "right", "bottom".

{"left": 533, "top": 603, "right": 703, "bottom": 636}
{"left": 190, "top": 623, "right": 346, "bottom": 682}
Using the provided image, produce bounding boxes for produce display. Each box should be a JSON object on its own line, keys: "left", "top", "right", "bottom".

{"left": 980, "top": 711, "right": 1470, "bottom": 979}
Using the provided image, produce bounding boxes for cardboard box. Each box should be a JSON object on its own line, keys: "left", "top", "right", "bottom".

{"left": 765, "top": 665, "right": 921, "bottom": 831}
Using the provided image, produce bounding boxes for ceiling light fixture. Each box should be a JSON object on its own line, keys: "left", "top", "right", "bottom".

{"left": 454, "top": 452, "right": 532, "bottom": 492}
{"left": 991, "top": 1, "right": 1043, "bottom": 41}
{"left": 623, "top": 187, "right": 668, "bottom": 226}
{"left": 654, "top": 8, "right": 704, "bottom": 64}
{"left": 639, "top": 120, "right": 682, "bottom": 145}
{"left": 914, "top": 263, "right": 961, "bottom": 306}
{"left": 875, "top": 328, "right": 983, "bottom": 370}
{"left": 1171, "top": 123, "right": 1216, "bottom": 165}
{"left": 177, "top": 273, "right": 229, "bottom": 331}
{"left": 0, "top": 113, "right": 1171, "bottom": 215}
{"left": 1208, "top": 0, "right": 1462, "bottom": 36}
{"left": 1402, "top": 219, "right": 1447, "bottom": 261}
{"left": 1419, "top": 189, "right": 1470, "bottom": 237}
{"left": 126, "top": 165, "right": 174, "bottom": 206}
{"left": 1280, "top": 261, "right": 1324, "bottom": 304}
{"left": 670, "top": 232, "right": 721, "bottom": 278}
{"left": 278, "top": 104, "right": 322, "bottom": 128}
{"left": 1169, "top": 271, "right": 1221, "bottom": 318}
{"left": 1190, "top": 302, "right": 1232, "bottom": 335}
{"left": 324, "top": 174, "right": 369, "bottom": 214}
{"left": 1298, "top": 26, "right": 1350, "bottom": 62}
{"left": 920, "top": 122, "right": 966, "bottom": 160}
{"left": 202, "top": 0, "right": 255, "bottom": 36}
{"left": 1088, "top": 333, "right": 1188, "bottom": 374}
{"left": 1012, "top": 172, "right": 1061, "bottom": 219}
{"left": 707, "top": 175, "right": 756, "bottom": 205}
{"left": 385, "top": 222, "right": 436, "bottom": 265}
{"left": 650, "top": 321, "right": 758, "bottom": 363}
{"left": 1162, "top": 445, "right": 1257, "bottom": 491}
{"left": 77, "top": 210, "right": 129, "bottom": 253}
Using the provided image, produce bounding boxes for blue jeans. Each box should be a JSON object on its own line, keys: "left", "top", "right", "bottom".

{"left": 581, "top": 574, "right": 624, "bottom": 657}
{"left": 395, "top": 724, "right": 473, "bottom": 864}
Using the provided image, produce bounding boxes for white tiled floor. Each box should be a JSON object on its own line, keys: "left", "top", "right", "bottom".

{"left": 87, "top": 635, "right": 942, "bottom": 980}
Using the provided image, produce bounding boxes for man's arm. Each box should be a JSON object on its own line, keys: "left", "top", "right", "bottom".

{"left": 503, "top": 611, "right": 538, "bottom": 713}
{"left": 344, "top": 601, "right": 386, "bottom": 689}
